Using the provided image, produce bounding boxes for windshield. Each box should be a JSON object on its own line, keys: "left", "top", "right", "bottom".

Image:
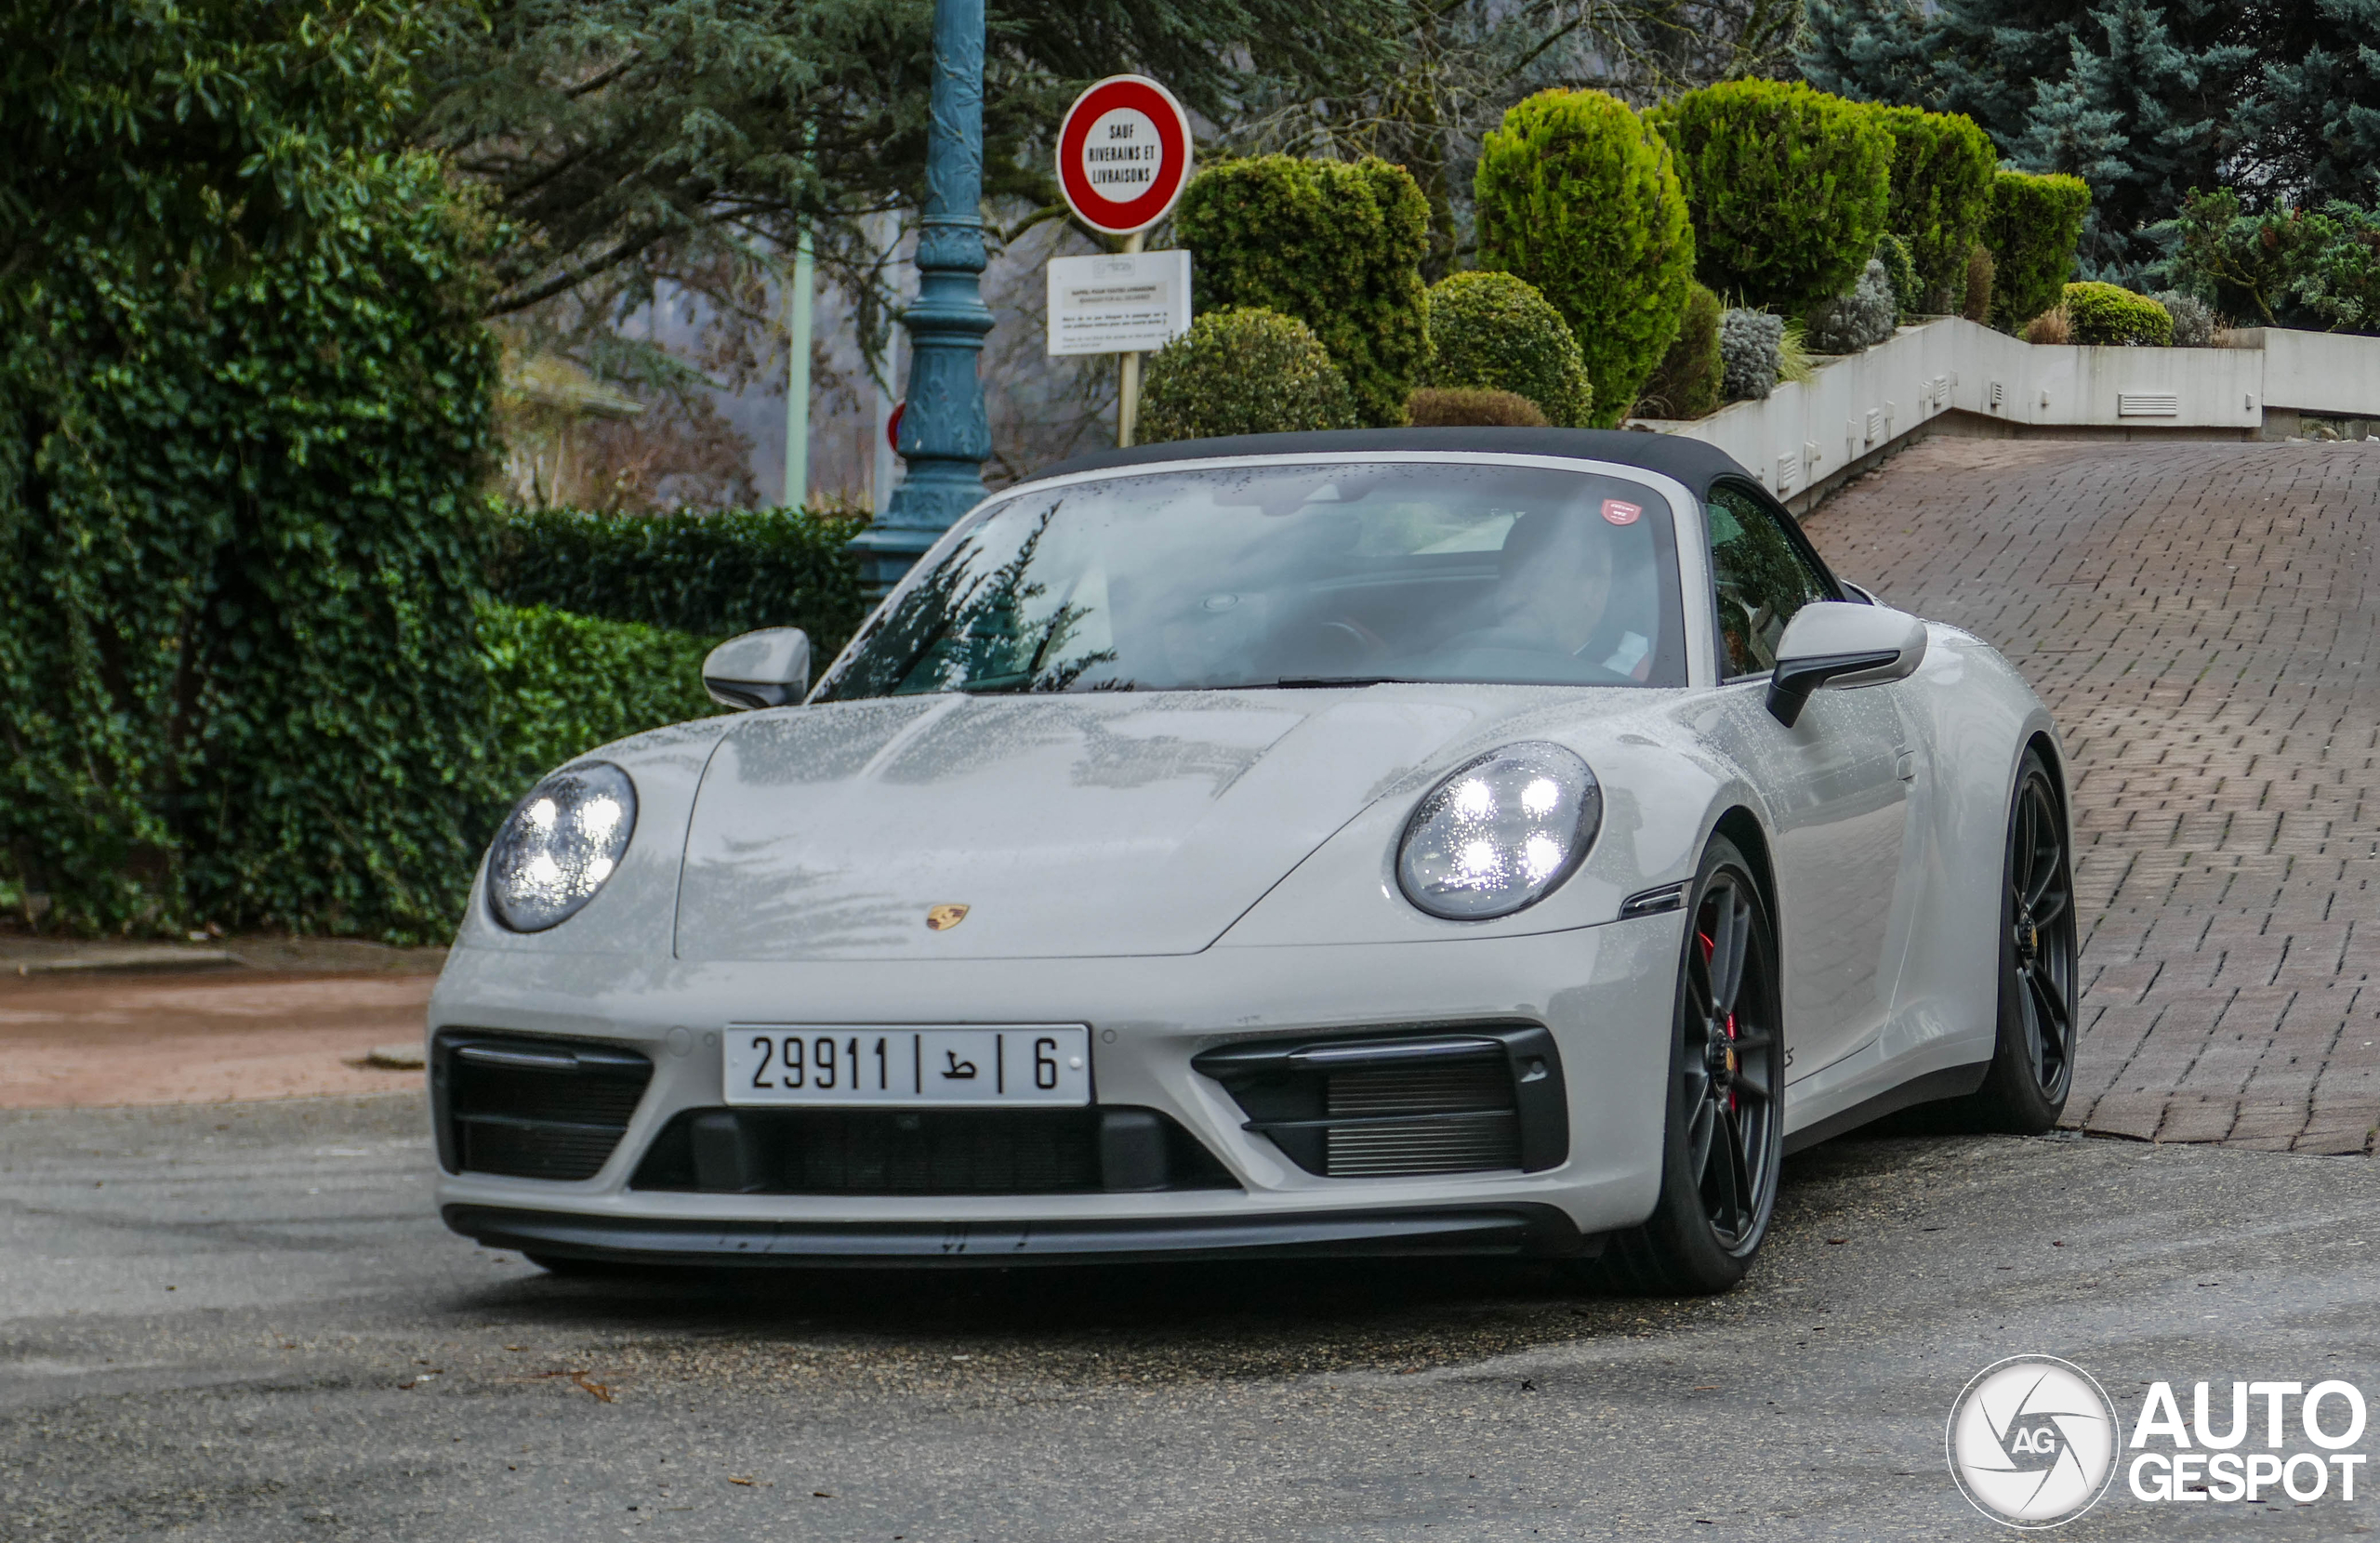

{"left": 815, "top": 460, "right": 1687, "bottom": 699}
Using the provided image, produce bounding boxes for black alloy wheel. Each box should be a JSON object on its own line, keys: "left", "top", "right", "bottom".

{"left": 1597, "top": 835, "right": 1785, "bottom": 1295}
{"left": 1962, "top": 750, "right": 2077, "bottom": 1131}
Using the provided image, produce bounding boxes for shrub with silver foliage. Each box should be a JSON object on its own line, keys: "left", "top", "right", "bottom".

{"left": 1806, "top": 258, "right": 1897, "bottom": 354}
{"left": 1719, "top": 308, "right": 1784, "bottom": 402}
{"left": 2156, "top": 290, "right": 2215, "bottom": 347}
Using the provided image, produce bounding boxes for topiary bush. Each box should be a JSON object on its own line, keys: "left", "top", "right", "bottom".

{"left": 1174, "top": 156, "right": 1432, "bottom": 427}
{"left": 1135, "top": 308, "right": 1359, "bottom": 442}
{"left": 1873, "top": 233, "right": 1920, "bottom": 319}
{"left": 2063, "top": 282, "right": 2174, "bottom": 346}
{"left": 1421, "top": 271, "right": 1593, "bottom": 427}
{"left": 1807, "top": 258, "right": 1899, "bottom": 353}
{"left": 493, "top": 506, "right": 869, "bottom": 654}
{"left": 1964, "top": 243, "right": 1996, "bottom": 324}
{"left": 1868, "top": 106, "right": 1998, "bottom": 312}
{"left": 1720, "top": 308, "right": 1785, "bottom": 402}
{"left": 1986, "top": 171, "right": 2093, "bottom": 333}
{"left": 1474, "top": 88, "right": 1694, "bottom": 428}
{"left": 1648, "top": 80, "right": 1894, "bottom": 313}
{"left": 1635, "top": 281, "right": 1724, "bottom": 419}
{"left": 1407, "top": 387, "right": 1550, "bottom": 428}
{"left": 479, "top": 602, "right": 720, "bottom": 791}
{"left": 2157, "top": 290, "right": 2216, "bottom": 347}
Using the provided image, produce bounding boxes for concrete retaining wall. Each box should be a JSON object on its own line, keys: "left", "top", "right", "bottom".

{"left": 1634, "top": 318, "right": 2380, "bottom": 514}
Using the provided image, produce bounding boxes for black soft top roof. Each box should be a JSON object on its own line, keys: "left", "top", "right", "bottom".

{"left": 1034, "top": 428, "right": 1749, "bottom": 498}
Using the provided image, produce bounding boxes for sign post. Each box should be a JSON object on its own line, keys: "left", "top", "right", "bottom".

{"left": 1051, "top": 76, "right": 1193, "bottom": 447}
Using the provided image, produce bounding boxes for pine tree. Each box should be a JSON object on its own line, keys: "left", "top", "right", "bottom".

{"left": 2243, "top": 0, "right": 2380, "bottom": 203}
{"left": 1800, "top": 0, "right": 2369, "bottom": 283}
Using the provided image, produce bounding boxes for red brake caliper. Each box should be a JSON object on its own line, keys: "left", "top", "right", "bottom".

{"left": 1699, "top": 930, "right": 1739, "bottom": 1113}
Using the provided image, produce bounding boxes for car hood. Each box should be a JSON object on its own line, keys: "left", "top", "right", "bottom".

{"left": 672, "top": 690, "right": 1551, "bottom": 961}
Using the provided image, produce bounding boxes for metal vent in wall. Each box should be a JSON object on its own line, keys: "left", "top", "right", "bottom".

{"left": 2118, "top": 391, "right": 2181, "bottom": 417}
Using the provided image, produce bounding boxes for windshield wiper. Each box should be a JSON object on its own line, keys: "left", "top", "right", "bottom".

{"left": 1268, "top": 675, "right": 1417, "bottom": 689}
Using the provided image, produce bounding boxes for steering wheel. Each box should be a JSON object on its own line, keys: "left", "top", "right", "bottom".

{"left": 1300, "top": 616, "right": 1392, "bottom": 670}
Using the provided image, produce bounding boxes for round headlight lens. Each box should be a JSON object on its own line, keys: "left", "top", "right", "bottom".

{"left": 487, "top": 763, "right": 638, "bottom": 932}
{"left": 1396, "top": 743, "right": 1601, "bottom": 920}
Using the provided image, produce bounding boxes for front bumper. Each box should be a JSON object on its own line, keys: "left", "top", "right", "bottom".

{"left": 427, "top": 917, "right": 1684, "bottom": 1263}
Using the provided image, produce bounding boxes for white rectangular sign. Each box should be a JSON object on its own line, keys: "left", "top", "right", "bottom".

{"left": 1046, "top": 249, "right": 1192, "bottom": 357}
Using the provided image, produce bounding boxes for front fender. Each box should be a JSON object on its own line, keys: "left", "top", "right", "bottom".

{"left": 1216, "top": 727, "right": 1754, "bottom": 949}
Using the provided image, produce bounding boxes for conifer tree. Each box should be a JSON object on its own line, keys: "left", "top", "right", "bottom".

{"left": 1800, "top": 0, "right": 2367, "bottom": 281}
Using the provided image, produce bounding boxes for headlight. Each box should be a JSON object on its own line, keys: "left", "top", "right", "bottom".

{"left": 1396, "top": 743, "right": 1601, "bottom": 919}
{"left": 487, "top": 763, "right": 638, "bottom": 932}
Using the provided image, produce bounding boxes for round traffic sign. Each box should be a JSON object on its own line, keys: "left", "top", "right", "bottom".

{"left": 1055, "top": 76, "right": 1192, "bottom": 236}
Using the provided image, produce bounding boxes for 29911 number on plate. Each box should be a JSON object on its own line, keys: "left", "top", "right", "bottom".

{"left": 723, "top": 1025, "right": 1091, "bottom": 1107}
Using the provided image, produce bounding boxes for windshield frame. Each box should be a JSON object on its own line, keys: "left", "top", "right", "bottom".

{"left": 812, "top": 451, "right": 1720, "bottom": 700}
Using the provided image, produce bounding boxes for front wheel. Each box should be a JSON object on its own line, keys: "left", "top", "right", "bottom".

{"left": 1595, "top": 835, "right": 1785, "bottom": 1295}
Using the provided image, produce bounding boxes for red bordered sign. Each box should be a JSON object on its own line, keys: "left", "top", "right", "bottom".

{"left": 1055, "top": 75, "right": 1192, "bottom": 236}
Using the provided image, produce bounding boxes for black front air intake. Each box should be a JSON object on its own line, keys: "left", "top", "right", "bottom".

{"left": 433, "top": 1033, "right": 653, "bottom": 1181}
{"left": 1192, "top": 1023, "right": 1567, "bottom": 1179}
{"left": 628, "top": 1106, "right": 1238, "bottom": 1196}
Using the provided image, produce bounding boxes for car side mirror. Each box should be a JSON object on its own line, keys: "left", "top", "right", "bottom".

{"left": 702, "top": 627, "right": 811, "bottom": 710}
{"left": 1765, "top": 601, "right": 1926, "bottom": 728}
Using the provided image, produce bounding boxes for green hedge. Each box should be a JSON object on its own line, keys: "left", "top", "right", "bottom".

{"left": 2063, "top": 282, "right": 2174, "bottom": 346}
{"left": 1136, "top": 308, "right": 1359, "bottom": 442}
{"left": 2, "top": 158, "right": 505, "bottom": 943}
{"left": 479, "top": 602, "right": 719, "bottom": 791}
{"left": 1474, "top": 89, "right": 1694, "bottom": 427}
{"left": 1636, "top": 281, "right": 1724, "bottom": 418}
{"left": 1987, "top": 171, "right": 2093, "bottom": 331}
{"left": 493, "top": 505, "right": 869, "bottom": 655}
{"left": 1421, "top": 271, "right": 1593, "bottom": 428}
{"left": 1869, "top": 105, "right": 1997, "bottom": 312}
{"left": 1174, "top": 156, "right": 1432, "bottom": 428}
{"left": 1650, "top": 81, "right": 1893, "bottom": 313}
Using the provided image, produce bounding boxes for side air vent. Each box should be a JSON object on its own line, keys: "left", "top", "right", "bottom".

{"left": 1193, "top": 1023, "right": 1567, "bottom": 1179}
{"left": 628, "top": 1106, "right": 1236, "bottom": 1195}
{"left": 433, "top": 1033, "right": 653, "bottom": 1181}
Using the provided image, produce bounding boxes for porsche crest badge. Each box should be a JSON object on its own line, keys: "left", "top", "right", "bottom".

{"left": 925, "top": 903, "right": 971, "bottom": 931}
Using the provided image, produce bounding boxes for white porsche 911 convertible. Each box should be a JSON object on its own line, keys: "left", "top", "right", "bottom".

{"left": 430, "top": 428, "right": 2075, "bottom": 1293}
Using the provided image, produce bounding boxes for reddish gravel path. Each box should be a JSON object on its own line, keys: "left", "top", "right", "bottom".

{"left": 0, "top": 972, "right": 430, "bottom": 1108}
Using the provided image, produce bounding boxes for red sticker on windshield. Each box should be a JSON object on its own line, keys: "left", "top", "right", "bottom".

{"left": 1602, "top": 498, "right": 1643, "bottom": 526}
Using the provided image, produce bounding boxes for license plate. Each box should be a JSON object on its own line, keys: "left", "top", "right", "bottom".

{"left": 722, "top": 1025, "right": 1092, "bottom": 1107}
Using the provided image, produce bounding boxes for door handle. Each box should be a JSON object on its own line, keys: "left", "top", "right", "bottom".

{"left": 1894, "top": 750, "right": 1916, "bottom": 782}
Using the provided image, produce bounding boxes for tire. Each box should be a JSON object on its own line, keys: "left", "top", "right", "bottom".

{"left": 1594, "top": 835, "right": 1786, "bottom": 1295}
{"left": 1957, "top": 749, "right": 2078, "bottom": 1132}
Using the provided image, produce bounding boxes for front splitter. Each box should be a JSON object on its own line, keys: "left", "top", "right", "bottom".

{"left": 444, "top": 1202, "right": 1599, "bottom": 1268}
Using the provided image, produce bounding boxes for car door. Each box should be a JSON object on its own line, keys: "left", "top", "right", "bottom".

{"left": 1698, "top": 481, "right": 1913, "bottom": 1082}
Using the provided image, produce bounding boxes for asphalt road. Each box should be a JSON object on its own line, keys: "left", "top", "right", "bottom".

{"left": 4, "top": 1095, "right": 2376, "bottom": 1541}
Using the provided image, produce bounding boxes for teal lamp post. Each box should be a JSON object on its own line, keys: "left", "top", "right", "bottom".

{"left": 849, "top": 0, "right": 995, "bottom": 593}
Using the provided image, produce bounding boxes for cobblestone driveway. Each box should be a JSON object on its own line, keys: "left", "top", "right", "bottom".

{"left": 1804, "top": 436, "right": 2380, "bottom": 1154}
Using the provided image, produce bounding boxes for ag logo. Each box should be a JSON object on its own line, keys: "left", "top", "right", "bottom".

{"left": 925, "top": 903, "right": 971, "bottom": 931}
{"left": 1948, "top": 1355, "right": 2121, "bottom": 1528}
